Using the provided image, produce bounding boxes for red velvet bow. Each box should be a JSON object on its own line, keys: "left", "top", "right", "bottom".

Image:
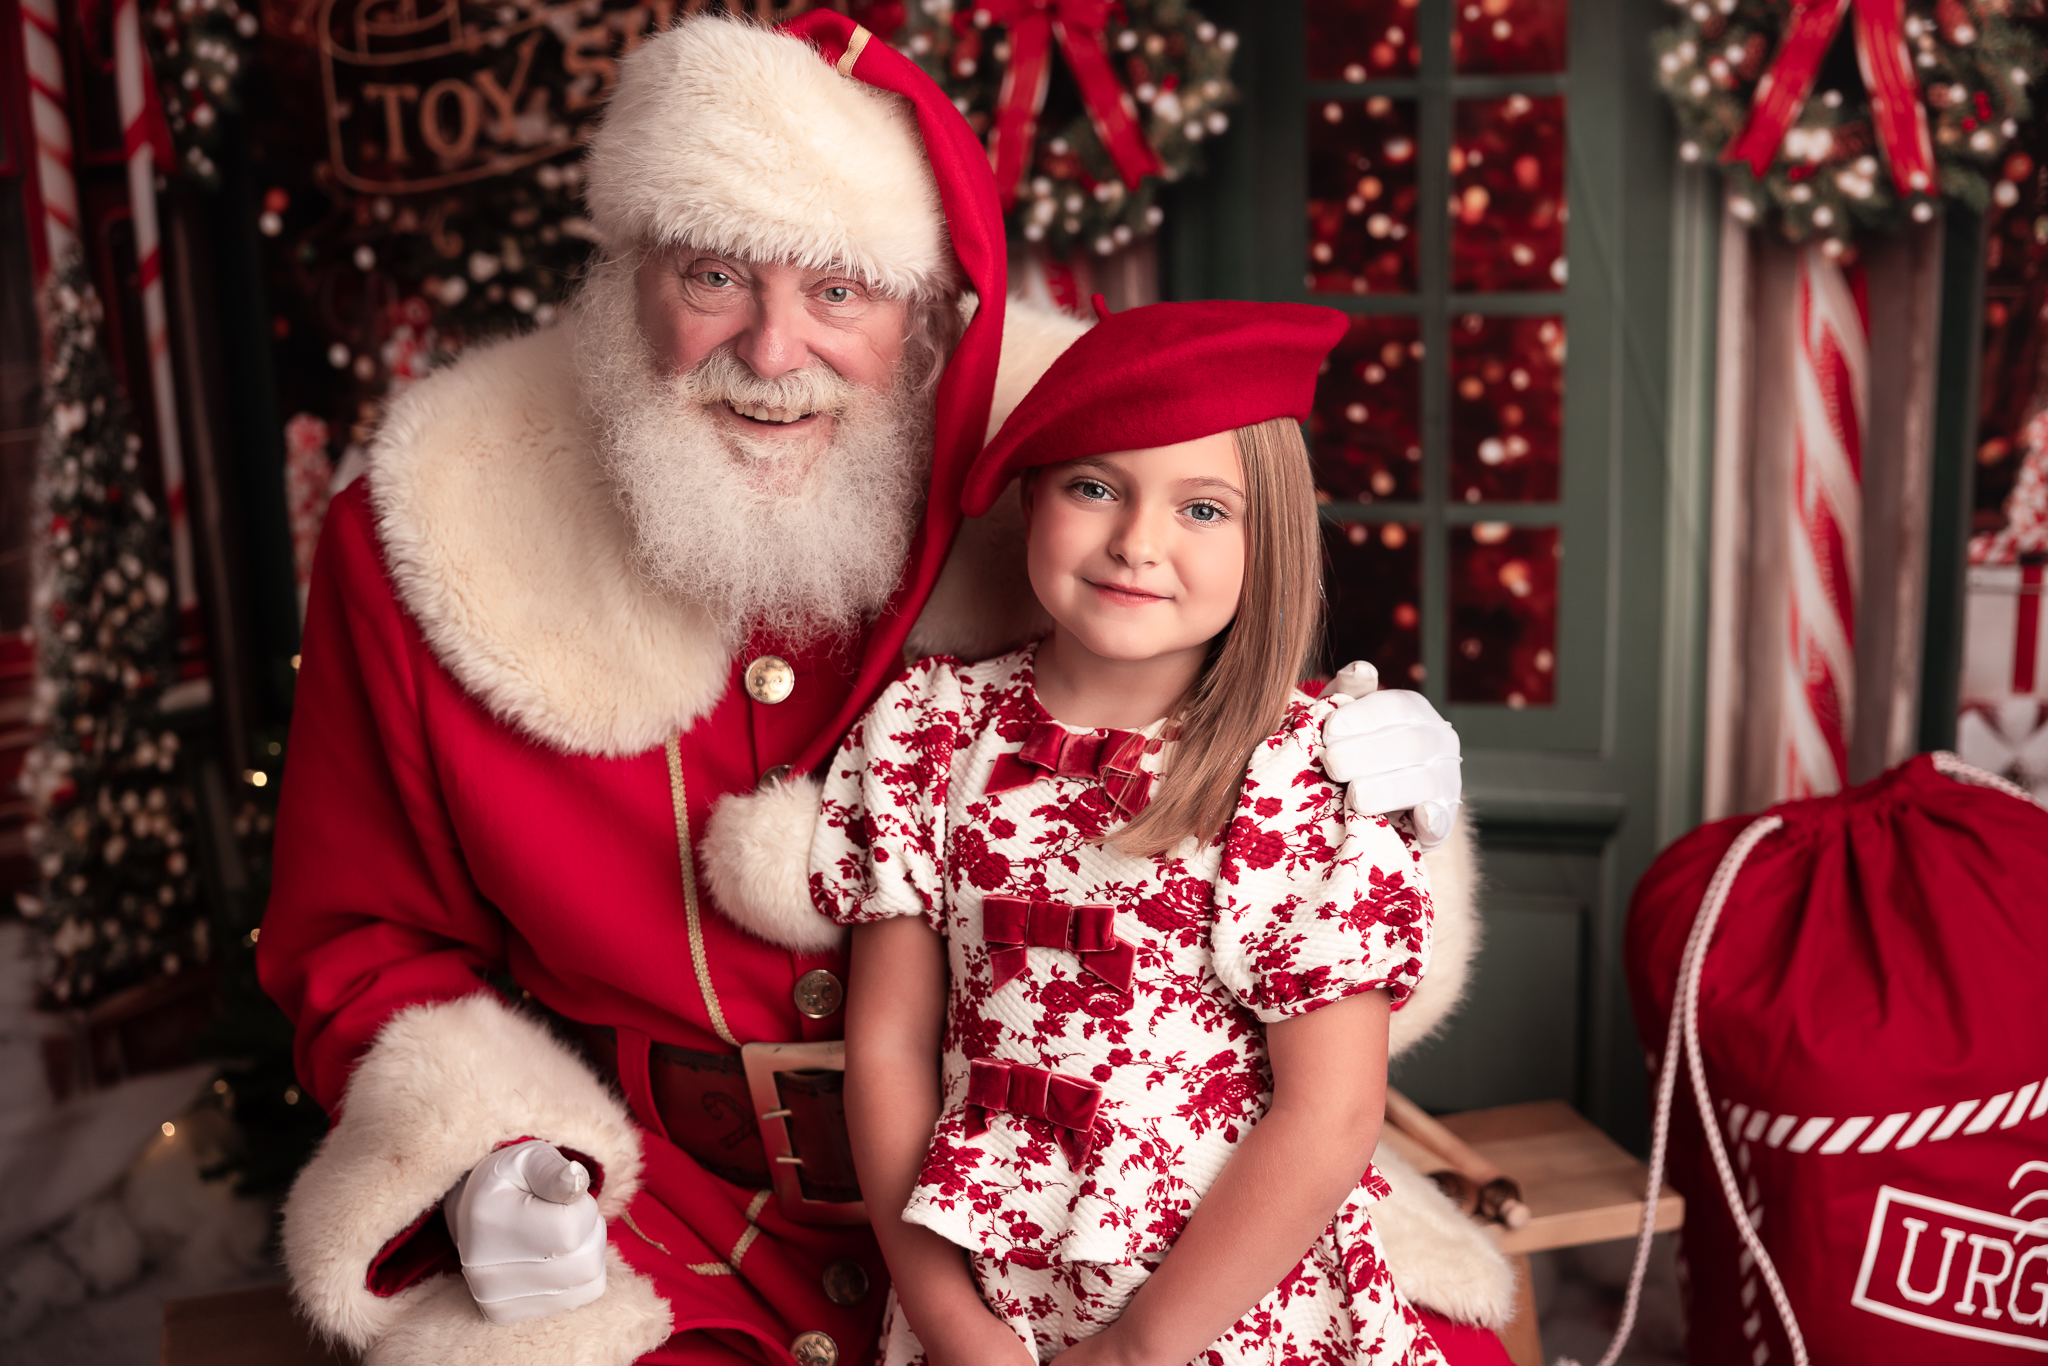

{"left": 984, "top": 722, "right": 1156, "bottom": 816}
{"left": 982, "top": 893, "right": 1135, "bottom": 992}
{"left": 1722, "top": 0, "right": 1936, "bottom": 199}
{"left": 972, "top": 0, "right": 1164, "bottom": 211}
{"left": 965, "top": 1058, "right": 1103, "bottom": 1168}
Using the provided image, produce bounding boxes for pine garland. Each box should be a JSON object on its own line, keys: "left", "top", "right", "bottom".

{"left": 1656, "top": 0, "right": 2044, "bottom": 247}
{"left": 19, "top": 253, "right": 205, "bottom": 1008}
{"left": 145, "top": 0, "right": 259, "bottom": 187}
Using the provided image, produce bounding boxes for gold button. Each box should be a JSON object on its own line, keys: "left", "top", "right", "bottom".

{"left": 791, "top": 1331, "right": 838, "bottom": 1366}
{"left": 792, "top": 968, "right": 844, "bottom": 1019}
{"left": 758, "top": 764, "right": 793, "bottom": 789}
{"left": 821, "top": 1258, "right": 869, "bottom": 1306}
{"left": 745, "top": 655, "right": 795, "bottom": 705}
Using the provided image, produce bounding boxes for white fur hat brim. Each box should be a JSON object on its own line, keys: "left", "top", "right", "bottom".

{"left": 585, "top": 15, "right": 956, "bottom": 299}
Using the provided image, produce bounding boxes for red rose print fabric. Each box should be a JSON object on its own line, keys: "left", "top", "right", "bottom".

{"left": 810, "top": 647, "right": 1442, "bottom": 1364}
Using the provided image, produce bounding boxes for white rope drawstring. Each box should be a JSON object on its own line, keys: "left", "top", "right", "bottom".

{"left": 1931, "top": 749, "right": 2048, "bottom": 808}
{"left": 1671, "top": 815, "right": 1807, "bottom": 1366}
{"left": 1557, "top": 752, "right": 2043, "bottom": 1366}
{"left": 1556, "top": 814, "right": 1796, "bottom": 1366}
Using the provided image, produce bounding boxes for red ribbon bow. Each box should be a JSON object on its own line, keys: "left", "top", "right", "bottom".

{"left": 965, "top": 1058, "right": 1103, "bottom": 1168}
{"left": 982, "top": 893, "right": 1136, "bottom": 992}
{"left": 984, "top": 722, "right": 1156, "bottom": 816}
{"left": 1722, "top": 0, "right": 1936, "bottom": 198}
{"left": 972, "top": 0, "right": 1164, "bottom": 212}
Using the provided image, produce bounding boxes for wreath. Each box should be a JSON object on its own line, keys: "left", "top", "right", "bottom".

{"left": 886, "top": 0, "right": 1239, "bottom": 258}
{"left": 1655, "top": 0, "right": 2044, "bottom": 247}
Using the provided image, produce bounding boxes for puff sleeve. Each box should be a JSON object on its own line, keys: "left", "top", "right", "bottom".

{"left": 808, "top": 657, "right": 964, "bottom": 933}
{"left": 1210, "top": 698, "right": 1433, "bottom": 1023}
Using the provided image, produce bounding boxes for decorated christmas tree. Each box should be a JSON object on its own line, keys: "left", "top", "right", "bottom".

{"left": 17, "top": 252, "right": 205, "bottom": 1009}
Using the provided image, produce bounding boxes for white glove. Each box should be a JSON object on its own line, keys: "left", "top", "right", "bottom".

{"left": 447, "top": 1140, "right": 607, "bottom": 1325}
{"left": 1321, "top": 661, "right": 1463, "bottom": 852}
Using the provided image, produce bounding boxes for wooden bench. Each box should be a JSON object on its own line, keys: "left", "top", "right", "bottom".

{"left": 1438, "top": 1101, "right": 1685, "bottom": 1366}
{"left": 162, "top": 1102, "right": 1679, "bottom": 1366}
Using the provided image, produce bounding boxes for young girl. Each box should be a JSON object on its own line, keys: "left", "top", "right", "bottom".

{"left": 811, "top": 299, "right": 1445, "bottom": 1366}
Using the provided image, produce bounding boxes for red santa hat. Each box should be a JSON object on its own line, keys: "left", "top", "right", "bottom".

{"left": 587, "top": 14, "right": 959, "bottom": 299}
{"left": 962, "top": 296, "right": 1350, "bottom": 517}
{"left": 586, "top": 11, "right": 1008, "bottom": 775}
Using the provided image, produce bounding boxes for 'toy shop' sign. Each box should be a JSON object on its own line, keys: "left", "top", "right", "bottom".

{"left": 317, "top": 0, "right": 827, "bottom": 193}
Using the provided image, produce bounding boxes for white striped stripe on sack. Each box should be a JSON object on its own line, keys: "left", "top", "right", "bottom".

{"left": 1719, "top": 1076, "right": 2048, "bottom": 1156}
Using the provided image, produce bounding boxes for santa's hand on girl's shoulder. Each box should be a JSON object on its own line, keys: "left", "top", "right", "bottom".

{"left": 1320, "top": 661, "right": 1463, "bottom": 852}
{"left": 446, "top": 1139, "right": 608, "bottom": 1324}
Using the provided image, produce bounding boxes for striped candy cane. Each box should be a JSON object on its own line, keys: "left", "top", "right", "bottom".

{"left": 20, "top": 0, "right": 79, "bottom": 275}
{"left": 112, "top": 0, "right": 200, "bottom": 628}
{"left": 1783, "top": 246, "right": 1867, "bottom": 799}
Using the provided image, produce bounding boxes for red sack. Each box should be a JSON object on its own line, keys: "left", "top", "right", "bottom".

{"left": 1610, "top": 753, "right": 2048, "bottom": 1365}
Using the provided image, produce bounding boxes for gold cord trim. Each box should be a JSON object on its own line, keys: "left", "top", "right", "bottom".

{"left": 836, "top": 24, "right": 871, "bottom": 77}
{"left": 687, "top": 1190, "right": 771, "bottom": 1276}
{"left": 668, "top": 734, "right": 737, "bottom": 1047}
{"left": 620, "top": 1209, "right": 671, "bottom": 1256}
{"left": 727, "top": 1190, "right": 772, "bottom": 1268}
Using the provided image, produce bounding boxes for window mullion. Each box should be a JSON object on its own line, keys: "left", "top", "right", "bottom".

{"left": 1416, "top": 0, "right": 1453, "bottom": 710}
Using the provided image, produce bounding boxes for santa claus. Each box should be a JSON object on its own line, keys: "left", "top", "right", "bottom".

{"left": 259, "top": 12, "right": 1497, "bottom": 1366}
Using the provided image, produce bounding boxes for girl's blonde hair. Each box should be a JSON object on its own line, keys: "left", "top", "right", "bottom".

{"left": 1114, "top": 417, "right": 1325, "bottom": 857}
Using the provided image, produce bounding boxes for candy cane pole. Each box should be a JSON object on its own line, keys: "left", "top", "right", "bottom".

{"left": 112, "top": 0, "right": 200, "bottom": 627}
{"left": 20, "top": 0, "right": 79, "bottom": 275}
{"left": 1782, "top": 245, "right": 1866, "bottom": 799}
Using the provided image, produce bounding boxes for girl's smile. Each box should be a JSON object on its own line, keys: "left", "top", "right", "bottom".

{"left": 1086, "top": 578, "right": 1172, "bottom": 605}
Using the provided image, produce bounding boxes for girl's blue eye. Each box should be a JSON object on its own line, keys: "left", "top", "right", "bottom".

{"left": 1187, "top": 502, "right": 1224, "bottom": 523}
{"left": 1073, "top": 479, "right": 1112, "bottom": 500}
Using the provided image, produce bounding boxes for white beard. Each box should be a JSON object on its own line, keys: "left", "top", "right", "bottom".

{"left": 573, "top": 257, "right": 933, "bottom": 643}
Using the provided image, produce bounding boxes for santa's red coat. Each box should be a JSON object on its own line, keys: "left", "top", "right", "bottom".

{"left": 268, "top": 472, "right": 896, "bottom": 1362}
{"left": 255, "top": 312, "right": 1064, "bottom": 1365}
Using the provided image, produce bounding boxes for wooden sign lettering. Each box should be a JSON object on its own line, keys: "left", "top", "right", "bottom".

{"left": 318, "top": 0, "right": 822, "bottom": 193}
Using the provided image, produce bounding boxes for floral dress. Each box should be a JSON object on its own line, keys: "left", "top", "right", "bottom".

{"left": 810, "top": 646, "right": 1446, "bottom": 1365}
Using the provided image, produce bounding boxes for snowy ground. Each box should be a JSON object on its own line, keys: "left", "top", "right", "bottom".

{"left": 10, "top": 1261, "right": 283, "bottom": 1365}
{"left": 0, "top": 922, "right": 274, "bottom": 1362}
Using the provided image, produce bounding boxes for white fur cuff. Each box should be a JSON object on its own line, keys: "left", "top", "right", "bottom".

{"left": 701, "top": 776, "right": 846, "bottom": 953}
{"left": 1390, "top": 806, "right": 1481, "bottom": 1062}
{"left": 1373, "top": 1142, "right": 1517, "bottom": 1329}
{"left": 281, "top": 995, "right": 645, "bottom": 1355}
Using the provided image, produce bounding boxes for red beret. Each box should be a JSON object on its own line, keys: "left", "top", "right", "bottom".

{"left": 962, "top": 297, "right": 1351, "bottom": 517}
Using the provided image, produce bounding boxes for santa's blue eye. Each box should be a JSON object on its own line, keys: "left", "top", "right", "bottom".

{"left": 700, "top": 271, "right": 733, "bottom": 288}
{"left": 822, "top": 286, "right": 852, "bottom": 303}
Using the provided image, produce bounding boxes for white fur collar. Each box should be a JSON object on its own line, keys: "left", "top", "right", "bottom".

{"left": 367, "top": 324, "right": 730, "bottom": 759}
{"left": 366, "top": 303, "right": 1086, "bottom": 758}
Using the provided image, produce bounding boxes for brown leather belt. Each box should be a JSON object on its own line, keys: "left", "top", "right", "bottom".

{"left": 567, "top": 1022, "right": 863, "bottom": 1218}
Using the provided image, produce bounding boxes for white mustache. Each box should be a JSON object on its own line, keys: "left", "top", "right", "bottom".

{"left": 681, "top": 349, "right": 859, "bottom": 429}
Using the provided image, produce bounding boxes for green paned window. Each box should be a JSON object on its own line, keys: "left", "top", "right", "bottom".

{"left": 1171, "top": 0, "right": 1619, "bottom": 754}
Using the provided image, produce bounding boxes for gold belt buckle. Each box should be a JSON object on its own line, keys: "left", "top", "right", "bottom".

{"left": 741, "top": 1040, "right": 868, "bottom": 1226}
